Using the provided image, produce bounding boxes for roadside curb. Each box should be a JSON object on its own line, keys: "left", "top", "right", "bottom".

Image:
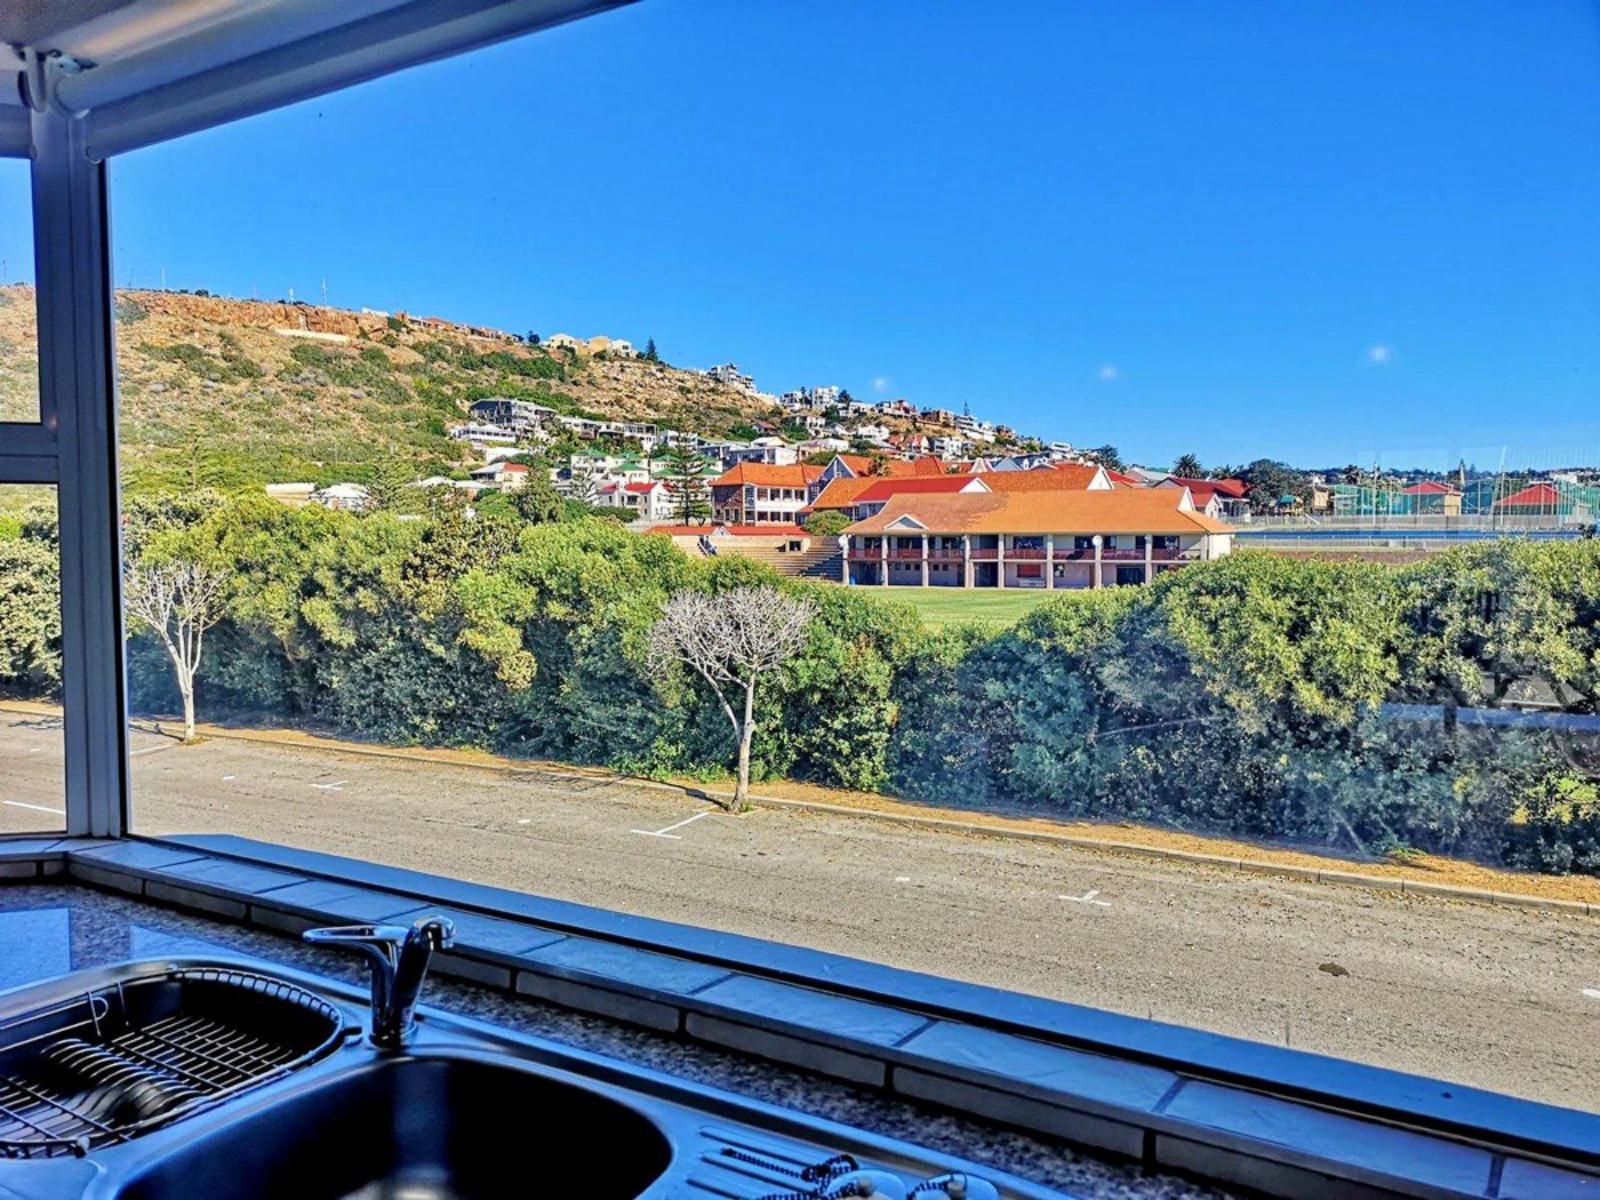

{"left": 3, "top": 699, "right": 1591, "bottom": 917}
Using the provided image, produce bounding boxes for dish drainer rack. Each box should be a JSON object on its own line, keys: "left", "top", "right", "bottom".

{"left": 0, "top": 967, "right": 346, "bottom": 1159}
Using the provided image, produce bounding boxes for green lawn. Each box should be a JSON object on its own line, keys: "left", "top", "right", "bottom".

{"left": 865, "top": 586, "right": 1059, "bottom": 628}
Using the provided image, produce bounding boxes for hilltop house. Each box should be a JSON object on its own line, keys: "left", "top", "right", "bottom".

{"left": 1400, "top": 480, "right": 1463, "bottom": 516}
{"left": 726, "top": 437, "right": 799, "bottom": 467}
{"left": 599, "top": 479, "right": 672, "bottom": 521}
{"left": 311, "top": 482, "right": 371, "bottom": 512}
{"left": 705, "top": 363, "right": 757, "bottom": 391}
{"left": 468, "top": 397, "right": 556, "bottom": 434}
{"left": 449, "top": 421, "right": 518, "bottom": 447}
{"left": 1156, "top": 475, "right": 1250, "bottom": 520}
{"left": 468, "top": 461, "right": 530, "bottom": 491}
{"left": 841, "top": 487, "right": 1233, "bottom": 589}
{"left": 710, "top": 462, "right": 825, "bottom": 525}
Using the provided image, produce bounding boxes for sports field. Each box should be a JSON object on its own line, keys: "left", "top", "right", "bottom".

{"left": 866, "top": 586, "right": 1059, "bottom": 627}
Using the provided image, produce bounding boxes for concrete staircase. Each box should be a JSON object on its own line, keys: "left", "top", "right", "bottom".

{"left": 711, "top": 543, "right": 843, "bottom": 580}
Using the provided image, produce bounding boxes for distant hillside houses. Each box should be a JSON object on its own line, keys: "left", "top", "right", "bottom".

{"left": 779, "top": 385, "right": 843, "bottom": 412}
{"left": 704, "top": 363, "right": 756, "bottom": 391}
{"left": 542, "top": 332, "right": 637, "bottom": 357}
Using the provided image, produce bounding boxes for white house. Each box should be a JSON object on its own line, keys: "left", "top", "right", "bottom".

{"left": 312, "top": 482, "right": 370, "bottom": 512}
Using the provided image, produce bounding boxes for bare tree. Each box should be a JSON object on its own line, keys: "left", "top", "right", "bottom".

{"left": 124, "top": 556, "right": 228, "bottom": 742}
{"left": 648, "top": 586, "right": 817, "bottom": 811}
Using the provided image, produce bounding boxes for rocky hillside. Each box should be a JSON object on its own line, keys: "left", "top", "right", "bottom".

{"left": 0, "top": 285, "right": 781, "bottom": 491}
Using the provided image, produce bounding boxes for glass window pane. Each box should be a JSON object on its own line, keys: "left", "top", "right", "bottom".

{"left": 0, "top": 159, "right": 39, "bottom": 424}
{"left": 110, "top": 3, "right": 1600, "bottom": 1115}
{"left": 0, "top": 484, "right": 64, "bottom": 832}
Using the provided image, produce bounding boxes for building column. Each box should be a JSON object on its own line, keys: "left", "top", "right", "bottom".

{"left": 1144, "top": 536, "right": 1154, "bottom": 584}
{"left": 1046, "top": 534, "right": 1055, "bottom": 589}
{"left": 962, "top": 534, "right": 972, "bottom": 588}
{"left": 1092, "top": 536, "right": 1103, "bottom": 589}
{"left": 879, "top": 537, "right": 888, "bottom": 586}
{"left": 920, "top": 534, "right": 928, "bottom": 587}
{"left": 998, "top": 537, "right": 1007, "bottom": 588}
{"left": 840, "top": 536, "right": 850, "bottom": 585}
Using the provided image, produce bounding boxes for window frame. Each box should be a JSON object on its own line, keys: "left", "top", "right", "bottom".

{"left": 0, "top": 112, "right": 128, "bottom": 838}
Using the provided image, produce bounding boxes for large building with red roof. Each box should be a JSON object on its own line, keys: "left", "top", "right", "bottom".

{"left": 709, "top": 462, "right": 825, "bottom": 525}
{"left": 841, "top": 487, "right": 1233, "bottom": 589}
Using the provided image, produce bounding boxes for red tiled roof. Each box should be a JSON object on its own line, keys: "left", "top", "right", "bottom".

{"left": 844, "top": 488, "right": 1235, "bottom": 536}
{"left": 1494, "top": 482, "right": 1562, "bottom": 509}
{"left": 1400, "top": 481, "right": 1460, "bottom": 495}
{"left": 710, "top": 463, "right": 825, "bottom": 487}
{"left": 988, "top": 465, "right": 1103, "bottom": 491}
{"left": 811, "top": 477, "right": 881, "bottom": 510}
{"left": 855, "top": 477, "right": 985, "bottom": 502}
{"left": 901, "top": 455, "right": 949, "bottom": 477}
{"left": 827, "top": 453, "right": 946, "bottom": 480}
{"left": 623, "top": 481, "right": 661, "bottom": 493}
{"left": 1165, "top": 476, "right": 1245, "bottom": 498}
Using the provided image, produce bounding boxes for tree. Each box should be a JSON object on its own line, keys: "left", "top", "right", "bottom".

{"left": 526, "top": 330, "right": 541, "bottom": 346}
{"left": 644, "top": 337, "right": 659, "bottom": 362}
{"left": 1173, "top": 453, "right": 1203, "bottom": 478}
{"left": 1083, "top": 444, "right": 1124, "bottom": 471}
{"left": 648, "top": 586, "right": 817, "bottom": 811}
{"left": 802, "top": 509, "right": 850, "bottom": 537}
{"left": 510, "top": 464, "right": 563, "bottom": 525}
{"left": 1237, "top": 458, "right": 1309, "bottom": 510}
{"left": 661, "top": 446, "right": 712, "bottom": 524}
{"left": 364, "top": 459, "right": 420, "bottom": 514}
{"left": 124, "top": 551, "right": 228, "bottom": 741}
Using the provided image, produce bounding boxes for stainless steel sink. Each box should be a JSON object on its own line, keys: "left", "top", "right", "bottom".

{"left": 112, "top": 1054, "right": 671, "bottom": 1200}
{"left": 0, "top": 958, "right": 1061, "bottom": 1200}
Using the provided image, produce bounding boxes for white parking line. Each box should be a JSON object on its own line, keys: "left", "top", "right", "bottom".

{"left": 1060, "top": 889, "right": 1112, "bottom": 908}
{"left": 631, "top": 811, "right": 713, "bottom": 839}
{"left": 1583, "top": 988, "right": 1600, "bottom": 1001}
{"left": 130, "top": 744, "right": 171, "bottom": 757}
{"left": 3, "top": 800, "right": 65, "bottom": 816}
{"left": 310, "top": 780, "right": 347, "bottom": 792}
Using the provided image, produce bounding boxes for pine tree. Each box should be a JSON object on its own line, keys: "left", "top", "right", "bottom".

{"left": 661, "top": 446, "right": 711, "bottom": 524}
{"left": 644, "top": 337, "right": 659, "bottom": 362}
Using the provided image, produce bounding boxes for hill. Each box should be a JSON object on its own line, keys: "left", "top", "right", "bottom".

{"left": 0, "top": 285, "right": 784, "bottom": 491}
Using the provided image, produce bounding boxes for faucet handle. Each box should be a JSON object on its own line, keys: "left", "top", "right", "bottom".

{"left": 410, "top": 915, "right": 456, "bottom": 951}
{"left": 303, "top": 923, "right": 411, "bottom": 960}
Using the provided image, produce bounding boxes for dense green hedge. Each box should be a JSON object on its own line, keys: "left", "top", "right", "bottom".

{"left": 3, "top": 490, "right": 1597, "bottom": 873}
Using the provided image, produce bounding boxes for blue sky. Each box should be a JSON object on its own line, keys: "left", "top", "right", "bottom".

{"left": 14, "top": 1, "right": 1600, "bottom": 469}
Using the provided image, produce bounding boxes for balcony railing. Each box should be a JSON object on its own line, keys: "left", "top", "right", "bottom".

{"left": 1101, "top": 548, "right": 1144, "bottom": 561}
{"left": 968, "top": 548, "right": 999, "bottom": 560}
{"left": 1006, "top": 547, "right": 1048, "bottom": 559}
{"left": 1150, "top": 547, "right": 1195, "bottom": 561}
{"left": 1054, "top": 548, "right": 1093, "bottom": 560}
{"left": 889, "top": 548, "right": 924, "bottom": 559}
{"left": 928, "top": 548, "right": 964, "bottom": 561}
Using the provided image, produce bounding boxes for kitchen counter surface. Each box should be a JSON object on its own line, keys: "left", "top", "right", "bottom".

{"left": 0, "top": 880, "right": 1230, "bottom": 1200}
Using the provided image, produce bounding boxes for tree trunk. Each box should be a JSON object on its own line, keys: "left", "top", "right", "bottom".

{"left": 733, "top": 679, "right": 757, "bottom": 812}
{"left": 181, "top": 679, "right": 196, "bottom": 742}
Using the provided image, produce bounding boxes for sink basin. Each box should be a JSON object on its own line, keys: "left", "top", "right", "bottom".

{"left": 111, "top": 1055, "right": 671, "bottom": 1200}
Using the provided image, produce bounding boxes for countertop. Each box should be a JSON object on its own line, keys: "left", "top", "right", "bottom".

{"left": 0, "top": 880, "right": 1232, "bottom": 1200}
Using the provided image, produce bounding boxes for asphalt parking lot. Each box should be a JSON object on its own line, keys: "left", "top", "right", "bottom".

{"left": 4, "top": 709, "right": 1599, "bottom": 1111}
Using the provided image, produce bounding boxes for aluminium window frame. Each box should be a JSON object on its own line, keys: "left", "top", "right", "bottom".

{"left": 0, "top": 110, "right": 128, "bottom": 837}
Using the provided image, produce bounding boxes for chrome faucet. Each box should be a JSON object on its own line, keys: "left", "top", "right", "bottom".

{"left": 303, "top": 916, "right": 455, "bottom": 1049}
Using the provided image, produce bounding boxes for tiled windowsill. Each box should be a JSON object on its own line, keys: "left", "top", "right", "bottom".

{"left": 2, "top": 833, "right": 1596, "bottom": 1200}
